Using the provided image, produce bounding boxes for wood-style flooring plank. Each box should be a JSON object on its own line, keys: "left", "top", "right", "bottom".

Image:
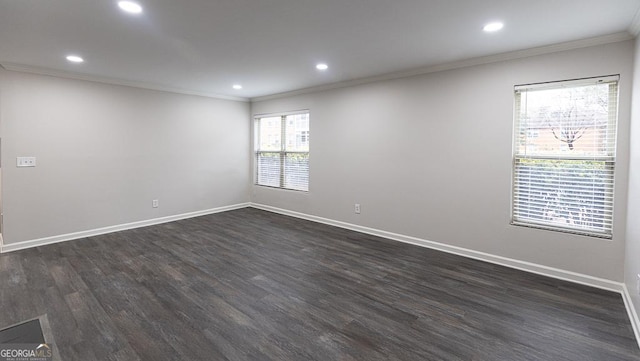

{"left": 0, "top": 208, "right": 638, "bottom": 360}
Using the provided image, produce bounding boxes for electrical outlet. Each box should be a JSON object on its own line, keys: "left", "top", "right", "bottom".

{"left": 152, "top": 199, "right": 159, "bottom": 208}
{"left": 354, "top": 203, "right": 361, "bottom": 214}
{"left": 17, "top": 156, "right": 36, "bottom": 167}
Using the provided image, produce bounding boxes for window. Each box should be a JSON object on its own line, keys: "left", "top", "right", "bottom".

{"left": 255, "top": 111, "right": 309, "bottom": 191}
{"left": 512, "top": 76, "right": 618, "bottom": 238}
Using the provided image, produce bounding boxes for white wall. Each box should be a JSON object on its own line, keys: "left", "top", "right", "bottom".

{"left": 0, "top": 70, "right": 250, "bottom": 245}
{"left": 625, "top": 36, "right": 640, "bottom": 318}
{"left": 251, "top": 40, "right": 634, "bottom": 282}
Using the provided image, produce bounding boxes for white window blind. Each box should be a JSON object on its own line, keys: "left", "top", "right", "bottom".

{"left": 255, "top": 111, "right": 309, "bottom": 191}
{"left": 512, "top": 76, "right": 618, "bottom": 238}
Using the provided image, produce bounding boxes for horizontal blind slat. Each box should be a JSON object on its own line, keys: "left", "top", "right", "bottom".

{"left": 255, "top": 113, "right": 310, "bottom": 191}
{"left": 512, "top": 77, "right": 617, "bottom": 237}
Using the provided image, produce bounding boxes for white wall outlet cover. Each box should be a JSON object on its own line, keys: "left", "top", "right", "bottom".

{"left": 17, "top": 156, "right": 36, "bottom": 167}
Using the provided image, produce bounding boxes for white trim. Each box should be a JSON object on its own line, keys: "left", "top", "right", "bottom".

{"left": 1, "top": 32, "right": 631, "bottom": 103}
{"left": 251, "top": 203, "right": 640, "bottom": 346}
{"left": 0, "top": 63, "right": 249, "bottom": 102}
{"left": 514, "top": 74, "right": 620, "bottom": 91}
{"left": 0, "top": 203, "right": 250, "bottom": 253}
{"left": 1, "top": 201, "right": 637, "bottom": 346}
{"left": 253, "top": 109, "right": 310, "bottom": 119}
{"left": 622, "top": 284, "right": 640, "bottom": 350}
{"left": 251, "top": 32, "right": 633, "bottom": 102}
{"left": 250, "top": 203, "right": 623, "bottom": 292}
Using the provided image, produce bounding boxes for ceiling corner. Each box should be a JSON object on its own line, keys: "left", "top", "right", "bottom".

{"left": 628, "top": 6, "right": 640, "bottom": 37}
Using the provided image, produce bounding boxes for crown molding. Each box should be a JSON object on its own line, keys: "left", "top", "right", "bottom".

{"left": 251, "top": 32, "right": 634, "bottom": 102}
{"left": 1, "top": 31, "right": 633, "bottom": 104}
{"left": 0, "top": 62, "right": 249, "bottom": 102}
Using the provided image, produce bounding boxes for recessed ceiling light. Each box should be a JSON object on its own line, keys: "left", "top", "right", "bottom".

{"left": 232, "top": 84, "right": 242, "bottom": 90}
{"left": 316, "top": 63, "right": 328, "bottom": 71}
{"left": 483, "top": 22, "right": 504, "bottom": 32}
{"left": 66, "top": 55, "right": 84, "bottom": 63}
{"left": 118, "top": 1, "right": 143, "bottom": 14}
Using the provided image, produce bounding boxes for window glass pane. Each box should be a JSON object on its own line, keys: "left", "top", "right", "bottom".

{"left": 257, "top": 152, "right": 281, "bottom": 187}
{"left": 284, "top": 153, "right": 309, "bottom": 191}
{"left": 285, "top": 113, "right": 310, "bottom": 151}
{"left": 513, "top": 158, "right": 613, "bottom": 234}
{"left": 255, "top": 112, "right": 309, "bottom": 191}
{"left": 512, "top": 77, "right": 617, "bottom": 238}
{"left": 258, "top": 116, "right": 281, "bottom": 151}
{"left": 516, "top": 83, "right": 612, "bottom": 157}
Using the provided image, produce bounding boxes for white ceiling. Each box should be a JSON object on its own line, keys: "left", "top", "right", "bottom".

{"left": 1, "top": 0, "right": 639, "bottom": 100}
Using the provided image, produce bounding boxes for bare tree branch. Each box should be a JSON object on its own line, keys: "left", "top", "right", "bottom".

{"left": 528, "top": 85, "right": 608, "bottom": 150}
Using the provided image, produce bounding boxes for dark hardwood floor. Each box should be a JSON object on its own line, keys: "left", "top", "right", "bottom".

{"left": 0, "top": 207, "right": 638, "bottom": 360}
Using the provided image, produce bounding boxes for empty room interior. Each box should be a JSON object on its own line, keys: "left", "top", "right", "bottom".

{"left": 3, "top": 0, "right": 640, "bottom": 360}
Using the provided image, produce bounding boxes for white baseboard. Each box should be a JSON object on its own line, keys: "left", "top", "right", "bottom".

{"left": 0, "top": 202, "right": 250, "bottom": 253}
{"left": 3, "top": 201, "right": 637, "bottom": 347}
{"left": 250, "top": 203, "right": 623, "bottom": 293}
{"left": 622, "top": 285, "right": 640, "bottom": 349}
{"left": 3, "top": 201, "right": 622, "bottom": 291}
{"left": 251, "top": 203, "right": 640, "bottom": 346}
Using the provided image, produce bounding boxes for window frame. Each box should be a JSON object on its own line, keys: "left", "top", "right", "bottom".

{"left": 511, "top": 75, "right": 619, "bottom": 239}
{"left": 254, "top": 110, "right": 310, "bottom": 192}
